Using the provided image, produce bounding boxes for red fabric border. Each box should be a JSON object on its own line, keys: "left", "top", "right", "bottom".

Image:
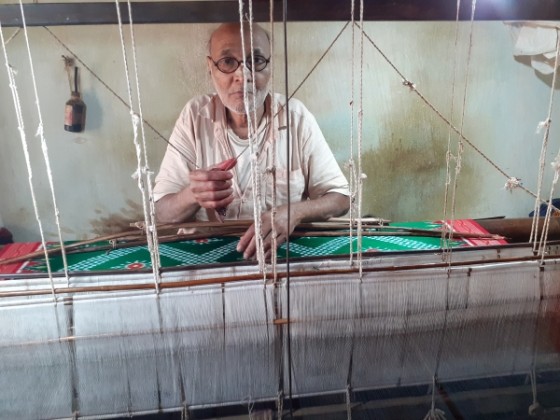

{"left": 0, "top": 242, "right": 41, "bottom": 274}
{"left": 442, "top": 219, "right": 509, "bottom": 247}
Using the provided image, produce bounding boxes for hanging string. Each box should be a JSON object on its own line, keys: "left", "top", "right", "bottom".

{"left": 0, "top": 22, "right": 58, "bottom": 300}
{"left": 281, "top": 0, "right": 293, "bottom": 407}
{"left": 238, "top": 0, "right": 267, "bottom": 272}
{"left": 114, "top": 0, "right": 161, "bottom": 291}
{"left": 124, "top": 0, "right": 162, "bottom": 286}
{"left": 528, "top": 279, "right": 544, "bottom": 417}
{"left": 345, "top": 384, "right": 353, "bottom": 420}
{"left": 422, "top": 376, "right": 447, "bottom": 420}
{"left": 538, "top": 156, "right": 560, "bottom": 259}
{"left": 268, "top": 0, "right": 279, "bottom": 281}
{"left": 276, "top": 390, "right": 284, "bottom": 419}
{"left": 357, "top": 24, "right": 551, "bottom": 208}
{"left": 258, "top": 3, "right": 277, "bottom": 401}
{"left": 4, "top": 27, "right": 20, "bottom": 46}
{"left": 245, "top": 395, "right": 255, "bottom": 419}
{"left": 348, "top": 0, "right": 357, "bottom": 264}
{"left": 249, "top": 2, "right": 268, "bottom": 272}
{"left": 15, "top": 1, "right": 71, "bottom": 285}
{"left": 356, "top": 0, "right": 365, "bottom": 278}
{"left": 441, "top": 0, "right": 463, "bottom": 260}
{"left": 531, "top": 249, "right": 545, "bottom": 418}
{"left": 528, "top": 367, "right": 542, "bottom": 417}
{"left": 290, "top": 21, "right": 349, "bottom": 101}
{"left": 180, "top": 404, "right": 190, "bottom": 420}
{"left": 447, "top": 0, "right": 477, "bottom": 248}
{"left": 346, "top": 1, "right": 364, "bottom": 396}
{"left": 530, "top": 28, "right": 560, "bottom": 251}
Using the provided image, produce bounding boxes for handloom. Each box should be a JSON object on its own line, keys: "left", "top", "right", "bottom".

{"left": 1, "top": 219, "right": 560, "bottom": 418}
{"left": 2, "top": 0, "right": 560, "bottom": 418}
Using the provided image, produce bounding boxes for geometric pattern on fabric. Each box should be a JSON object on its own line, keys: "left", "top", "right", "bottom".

{"left": 364, "top": 235, "right": 442, "bottom": 251}
{"left": 66, "top": 246, "right": 146, "bottom": 271}
{"left": 283, "top": 236, "right": 353, "bottom": 257}
{"left": 1, "top": 220, "right": 494, "bottom": 274}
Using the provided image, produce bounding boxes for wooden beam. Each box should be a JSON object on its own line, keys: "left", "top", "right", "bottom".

{"left": 476, "top": 217, "right": 560, "bottom": 243}
{"left": 1, "top": 1, "right": 560, "bottom": 28}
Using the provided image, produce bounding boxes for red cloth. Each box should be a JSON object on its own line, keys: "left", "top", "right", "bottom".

{"left": 442, "top": 219, "right": 509, "bottom": 247}
{"left": 0, "top": 242, "right": 41, "bottom": 274}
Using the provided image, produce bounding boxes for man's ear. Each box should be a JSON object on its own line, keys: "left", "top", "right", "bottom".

{"left": 206, "top": 57, "right": 213, "bottom": 75}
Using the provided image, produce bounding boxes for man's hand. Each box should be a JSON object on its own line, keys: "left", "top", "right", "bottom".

{"left": 189, "top": 159, "right": 236, "bottom": 210}
{"left": 236, "top": 192, "right": 350, "bottom": 260}
{"left": 155, "top": 158, "right": 236, "bottom": 223}
{"left": 236, "top": 204, "right": 296, "bottom": 260}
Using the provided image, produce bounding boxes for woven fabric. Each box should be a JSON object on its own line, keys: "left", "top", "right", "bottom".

{"left": 0, "top": 220, "right": 500, "bottom": 274}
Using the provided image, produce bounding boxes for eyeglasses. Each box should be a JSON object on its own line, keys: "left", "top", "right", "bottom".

{"left": 208, "top": 55, "right": 271, "bottom": 74}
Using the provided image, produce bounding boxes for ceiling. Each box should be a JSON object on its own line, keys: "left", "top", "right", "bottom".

{"left": 1, "top": 0, "right": 560, "bottom": 27}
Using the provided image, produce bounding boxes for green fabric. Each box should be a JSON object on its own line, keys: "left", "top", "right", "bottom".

{"left": 22, "top": 221, "right": 463, "bottom": 273}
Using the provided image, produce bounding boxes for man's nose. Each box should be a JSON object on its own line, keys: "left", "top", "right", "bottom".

{"left": 233, "top": 64, "right": 252, "bottom": 81}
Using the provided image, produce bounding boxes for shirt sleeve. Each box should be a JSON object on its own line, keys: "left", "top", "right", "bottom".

{"left": 295, "top": 104, "right": 350, "bottom": 199}
{"left": 153, "top": 103, "right": 197, "bottom": 202}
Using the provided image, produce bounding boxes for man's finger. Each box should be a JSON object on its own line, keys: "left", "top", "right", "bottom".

{"left": 237, "top": 224, "right": 255, "bottom": 254}
{"left": 241, "top": 237, "right": 257, "bottom": 260}
{"left": 201, "top": 195, "right": 234, "bottom": 209}
{"left": 191, "top": 181, "right": 232, "bottom": 195}
{"left": 214, "top": 158, "right": 237, "bottom": 171}
{"left": 190, "top": 170, "right": 233, "bottom": 182}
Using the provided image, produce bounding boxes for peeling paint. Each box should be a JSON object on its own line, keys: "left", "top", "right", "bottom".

{"left": 89, "top": 199, "right": 144, "bottom": 236}
{"left": 360, "top": 100, "right": 478, "bottom": 222}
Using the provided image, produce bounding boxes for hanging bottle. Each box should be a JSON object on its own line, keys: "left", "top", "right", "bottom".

{"left": 64, "top": 66, "right": 86, "bottom": 132}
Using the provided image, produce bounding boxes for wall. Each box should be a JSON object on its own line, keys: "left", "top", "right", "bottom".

{"left": 0, "top": 15, "right": 559, "bottom": 241}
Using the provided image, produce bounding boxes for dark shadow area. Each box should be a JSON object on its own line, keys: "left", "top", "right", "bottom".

{"left": 124, "top": 371, "right": 560, "bottom": 419}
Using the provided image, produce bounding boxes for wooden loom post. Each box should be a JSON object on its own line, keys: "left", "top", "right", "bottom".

{"left": 476, "top": 217, "right": 560, "bottom": 243}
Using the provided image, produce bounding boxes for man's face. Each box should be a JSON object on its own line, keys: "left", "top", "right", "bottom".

{"left": 207, "top": 24, "right": 271, "bottom": 115}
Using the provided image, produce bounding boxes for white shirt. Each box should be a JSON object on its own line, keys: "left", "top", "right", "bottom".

{"left": 153, "top": 93, "right": 349, "bottom": 221}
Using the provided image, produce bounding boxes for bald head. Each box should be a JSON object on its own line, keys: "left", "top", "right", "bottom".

{"left": 208, "top": 23, "right": 270, "bottom": 56}
{"left": 206, "top": 22, "right": 272, "bottom": 117}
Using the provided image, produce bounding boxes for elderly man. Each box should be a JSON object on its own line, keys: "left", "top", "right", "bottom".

{"left": 154, "top": 22, "right": 349, "bottom": 259}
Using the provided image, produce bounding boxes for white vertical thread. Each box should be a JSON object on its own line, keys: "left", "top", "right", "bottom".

{"left": 441, "top": 0, "right": 463, "bottom": 263}
{"left": 115, "top": 0, "right": 161, "bottom": 291}
{"left": 356, "top": 0, "right": 365, "bottom": 279}
{"left": 125, "top": 0, "right": 162, "bottom": 285}
{"left": 348, "top": 1, "right": 356, "bottom": 266}
{"left": 269, "top": 0, "right": 278, "bottom": 280}
{"left": 446, "top": 0, "right": 477, "bottom": 266}
{"left": 531, "top": 29, "right": 560, "bottom": 254}
{"left": 239, "top": 0, "right": 266, "bottom": 272}
{"left": 0, "top": 22, "right": 58, "bottom": 299}
{"left": 17, "top": 0, "right": 70, "bottom": 287}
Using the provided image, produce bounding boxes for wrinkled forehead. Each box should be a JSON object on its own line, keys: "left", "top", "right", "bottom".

{"left": 209, "top": 25, "right": 270, "bottom": 58}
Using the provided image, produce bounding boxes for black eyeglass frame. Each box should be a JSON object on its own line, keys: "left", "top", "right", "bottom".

{"left": 207, "top": 55, "right": 271, "bottom": 74}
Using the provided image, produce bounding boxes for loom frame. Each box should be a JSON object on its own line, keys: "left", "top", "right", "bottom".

{"left": 2, "top": 1, "right": 560, "bottom": 418}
